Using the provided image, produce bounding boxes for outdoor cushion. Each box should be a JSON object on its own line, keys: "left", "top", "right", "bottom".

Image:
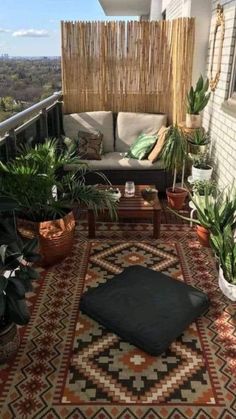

{"left": 115, "top": 112, "right": 167, "bottom": 152}
{"left": 126, "top": 133, "right": 157, "bottom": 160}
{"left": 64, "top": 152, "right": 165, "bottom": 171}
{"left": 148, "top": 126, "right": 170, "bottom": 163}
{"left": 80, "top": 265, "right": 209, "bottom": 356}
{"left": 78, "top": 130, "right": 103, "bottom": 160}
{"left": 63, "top": 111, "right": 114, "bottom": 153}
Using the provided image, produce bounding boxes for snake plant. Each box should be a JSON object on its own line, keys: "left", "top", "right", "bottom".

{"left": 210, "top": 225, "right": 236, "bottom": 285}
{"left": 186, "top": 75, "right": 211, "bottom": 115}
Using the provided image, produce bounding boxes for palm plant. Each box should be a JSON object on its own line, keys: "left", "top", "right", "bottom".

{"left": 0, "top": 139, "right": 117, "bottom": 221}
{"left": 161, "top": 125, "right": 187, "bottom": 191}
{"left": 186, "top": 75, "right": 211, "bottom": 115}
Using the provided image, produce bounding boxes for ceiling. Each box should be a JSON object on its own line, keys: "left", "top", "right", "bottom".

{"left": 99, "top": 0, "right": 151, "bottom": 16}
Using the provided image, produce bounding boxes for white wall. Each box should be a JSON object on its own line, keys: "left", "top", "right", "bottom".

{"left": 149, "top": 0, "right": 163, "bottom": 19}
{"left": 203, "top": 0, "right": 236, "bottom": 187}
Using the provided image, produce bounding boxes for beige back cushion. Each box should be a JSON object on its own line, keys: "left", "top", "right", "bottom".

{"left": 148, "top": 126, "right": 170, "bottom": 163}
{"left": 115, "top": 112, "right": 167, "bottom": 152}
{"left": 63, "top": 111, "right": 114, "bottom": 153}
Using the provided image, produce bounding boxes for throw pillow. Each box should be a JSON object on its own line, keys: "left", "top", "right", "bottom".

{"left": 78, "top": 130, "right": 103, "bottom": 160}
{"left": 148, "top": 126, "right": 170, "bottom": 163}
{"left": 126, "top": 133, "right": 158, "bottom": 160}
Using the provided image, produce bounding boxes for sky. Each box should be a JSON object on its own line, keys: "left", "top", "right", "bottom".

{"left": 0, "top": 0, "right": 137, "bottom": 57}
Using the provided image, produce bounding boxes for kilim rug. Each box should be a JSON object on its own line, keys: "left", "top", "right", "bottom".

{"left": 0, "top": 223, "right": 235, "bottom": 419}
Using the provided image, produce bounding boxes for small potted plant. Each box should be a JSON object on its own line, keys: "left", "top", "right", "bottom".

{"left": 210, "top": 225, "right": 236, "bottom": 301}
{"left": 192, "top": 179, "right": 216, "bottom": 207}
{"left": 186, "top": 75, "right": 211, "bottom": 128}
{"left": 187, "top": 130, "right": 210, "bottom": 158}
{"left": 191, "top": 154, "right": 213, "bottom": 182}
{"left": 141, "top": 187, "right": 158, "bottom": 203}
{"left": 0, "top": 197, "right": 40, "bottom": 363}
{"left": 161, "top": 125, "right": 188, "bottom": 210}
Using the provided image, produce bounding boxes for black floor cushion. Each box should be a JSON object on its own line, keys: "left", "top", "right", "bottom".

{"left": 80, "top": 265, "right": 209, "bottom": 356}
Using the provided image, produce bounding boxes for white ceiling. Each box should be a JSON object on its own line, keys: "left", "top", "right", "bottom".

{"left": 99, "top": 0, "right": 151, "bottom": 16}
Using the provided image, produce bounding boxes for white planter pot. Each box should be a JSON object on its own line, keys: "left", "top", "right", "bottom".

{"left": 192, "top": 165, "right": 213, "bottom": 181}
{"left": 218, "top": 267, "right": 236, "bottom": 301}
{"left": 186, "top": 113, "right": 202, "bottom": 128}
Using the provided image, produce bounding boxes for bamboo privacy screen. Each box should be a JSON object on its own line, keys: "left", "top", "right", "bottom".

{"left": 61, "top": 19, "right": 195, "bottom": 123}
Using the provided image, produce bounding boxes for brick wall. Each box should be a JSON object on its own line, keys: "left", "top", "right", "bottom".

{"left": 203, "top": 0, "right": 236, "bottom": 187}
{"left": 164, "top": 0, "right": 236, "bottom": 187}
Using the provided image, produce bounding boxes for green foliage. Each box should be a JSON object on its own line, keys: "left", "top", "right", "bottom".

{"left": 189, "top": 130, "right": 210, "bottom": 146}
{"left": 169, "top": 186, "right": 236, "bottom": 233}
{"left": 210, "top": 225, "right": 236, "bottom": 285}
{"left": 160, "top": 125, "right": 186, "bottom": 174}
{"left": 192, "top": 180, "right": 217, "bottom": 196}
{"left": 0, "top": 139, "right": 117, "bottom": 222}
{"left": 0, "top": 197, "right": 40, "bottom": 328}
{"left": 186, "top": 75, "right": 211, "bottom": 115}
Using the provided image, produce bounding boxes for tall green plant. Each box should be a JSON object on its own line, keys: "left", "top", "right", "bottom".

{"left": 161, "top": 125, "right": 187, "bottom": 191}
{"left": 186, "top": 75, "right": 211, "bottom": 115}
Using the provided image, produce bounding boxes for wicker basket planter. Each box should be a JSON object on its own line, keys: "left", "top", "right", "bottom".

{"left": 17, "top": 211, "right": 76, "bottom": 266}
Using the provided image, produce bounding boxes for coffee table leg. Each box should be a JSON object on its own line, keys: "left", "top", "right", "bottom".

{"left": 153, "top": 209, "right": 161, "bottom": 239}
{"left": 88, "top": 209, "right": 96, "bottom": 238}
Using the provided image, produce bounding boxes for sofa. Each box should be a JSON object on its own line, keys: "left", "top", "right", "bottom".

{"left": 63, "top": 111, "right": 172, "bottom": 192}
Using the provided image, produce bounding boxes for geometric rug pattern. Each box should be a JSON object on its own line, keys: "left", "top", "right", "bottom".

{"left": 0, "top": 223, "right": 235, "bottom": 418}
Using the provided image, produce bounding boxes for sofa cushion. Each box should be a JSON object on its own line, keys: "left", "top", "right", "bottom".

{"left": 126, "top": 133, "right": 158, "bottom": 160}
{"left": 65, "top": 152, "right": 165, "bottom": 171}
{"left": 148, "top": 126, "right": 170, "bottom": 163}
{"left": 63, "top": 111, "right": 114, "bottom": 153}
{"left": 115, "top": 112, "right": 167, "bottom": 152}
{"left": 78, "top": 130, "right": 103, "bottom": 160}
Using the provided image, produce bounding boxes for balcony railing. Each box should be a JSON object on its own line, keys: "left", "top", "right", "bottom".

{"left": 0, "top": 91, "right": 63, "bottom": 162}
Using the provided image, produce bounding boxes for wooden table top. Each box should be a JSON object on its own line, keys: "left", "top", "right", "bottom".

{"left": 105, "top": 184, "right": 161, "bottom": 211}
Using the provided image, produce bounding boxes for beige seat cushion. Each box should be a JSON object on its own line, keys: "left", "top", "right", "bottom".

{"left": 115, "top": 112, "right": 167, "bottom": 152}
{"left": 65, "top": 152, "right": 165, "bottom": 171}
{"left": 63, "top": 111, "right": 114, "bottom": 153}
{"left": 148, "top": 126, "right": 170, "bottom": 163}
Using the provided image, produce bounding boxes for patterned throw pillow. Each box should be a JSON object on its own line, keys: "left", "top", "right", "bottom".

{"left": 126, "top": 133, "right": 158, "bottom": 160}
{"left": 78, "top": 131, "right": 103, "bottom": 160}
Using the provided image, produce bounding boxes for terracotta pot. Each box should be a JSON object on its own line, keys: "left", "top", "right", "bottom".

{"left": 166, "top": 187, "right": 188, "bottom": 210}
{"left": 186, "top": 113, "right": 202, "bottom": 128}
{"left": 17, "top": 211, "right": 76, "bottom": 266}
{"left": 218, "top": 267, "right": 236, "bottom": 301}
{"left": 0, "top": 323, "right": 20, "bottom": 364}
{"left": 196, "top": 225, "right": 210, "bottom": 247}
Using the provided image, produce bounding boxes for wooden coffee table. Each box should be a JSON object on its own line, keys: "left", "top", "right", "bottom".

{"left": 87, "top": 185, "right": 161, "bottom": 239}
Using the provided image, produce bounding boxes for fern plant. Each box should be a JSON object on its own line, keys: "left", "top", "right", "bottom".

{"left": 186, "top": 75, "right": 211, "bottom": 115}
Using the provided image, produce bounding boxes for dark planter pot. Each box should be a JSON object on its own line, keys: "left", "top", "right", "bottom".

{"left": 17, "top": 211, "right": 76, "bottom": 266}
{"left": 166, "top": 187, "right": 188, "bottom": 210}
{"left": 196, "top": 225, "right": 210, "bottom": 247}
{"left": 0, "top": 323, "right": 20, "bottom": 364}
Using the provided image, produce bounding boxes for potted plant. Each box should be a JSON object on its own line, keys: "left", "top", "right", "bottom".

{"left": 187, "top": 130, "right": 210, "bottom": 158}
{"left": 192, "top": 179, "right": 216, "bottom": 207}
{"left": 0, "top": 197, "right": 40, "bottom": 363}
{"left": 186, "top": 75, "right": 211, "bottom": 128}
{"left": 169, "top": 186, "right": 236, "bottom": 247}
{"left": 191, "top": 154, "right": 213, "bottom": 182}
{"left": 0, "top": 139, "right": 117, "bottom": 266}
{"left": 161, "top": 125, "right": 188, "bottom": 210}
{"left": 210, "top": 225, "right": 236, "bottom": 301}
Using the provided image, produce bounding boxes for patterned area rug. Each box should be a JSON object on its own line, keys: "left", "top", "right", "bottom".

{"left": 0, "top": 223, "right": 235, "bottom": 419}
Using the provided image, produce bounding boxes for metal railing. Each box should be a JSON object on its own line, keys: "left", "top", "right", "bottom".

{"left": 0, "top": 91, "right": 63, "bottom": 160}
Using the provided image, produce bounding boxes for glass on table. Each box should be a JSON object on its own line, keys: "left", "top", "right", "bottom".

{"left": 125, "top": 181, "right": 135, "bottom": 197}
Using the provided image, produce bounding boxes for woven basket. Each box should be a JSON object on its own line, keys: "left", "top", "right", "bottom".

{"left": 17, "top": 211, "right": 76, "bottom": 266}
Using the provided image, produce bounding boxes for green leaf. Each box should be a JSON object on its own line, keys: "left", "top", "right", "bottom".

{"left": 0, "top": 275, "right": 8, "bottom": 292}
